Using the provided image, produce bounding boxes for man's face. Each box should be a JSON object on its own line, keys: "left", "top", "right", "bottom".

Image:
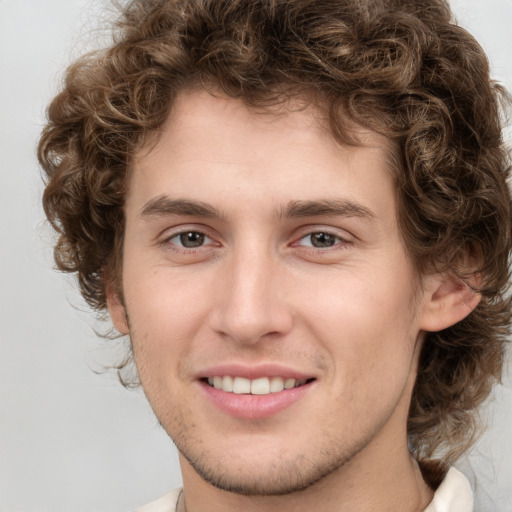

{"left": 110, "top": 89, "right": 433, "bottom": 494}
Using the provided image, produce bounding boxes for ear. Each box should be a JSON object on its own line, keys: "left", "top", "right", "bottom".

{"left": 105, "top": 283, "right": 130, "bottom": 335}
{"left": 419, "top": 272, "right": 481, "bottom": 332}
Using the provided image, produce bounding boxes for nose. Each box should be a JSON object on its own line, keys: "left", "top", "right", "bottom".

{"left": 209, "top": 247, "right": 293, "bottom": 345}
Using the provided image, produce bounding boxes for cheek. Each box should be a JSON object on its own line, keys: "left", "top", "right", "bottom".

{"left": 125, "top": 262, "right": 213, "bottom": 329}
{"left": 302, "top": 269, "right": 420, "bottom": 384}
{"left": 123, "top": 268, "right": 214, "bottom": 383}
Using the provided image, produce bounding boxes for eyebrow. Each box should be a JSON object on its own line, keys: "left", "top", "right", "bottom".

{"left": 277, "top": 199, "right": 376, "bottom": 221}
{"left": 140, "top": 196, "right": 375, "bottom": 222}
{"left": 140, "top": 196, "right": 223, "bottom": 219}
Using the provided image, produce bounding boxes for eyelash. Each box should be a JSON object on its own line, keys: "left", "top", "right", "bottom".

{"left": 160, "top": 228, "right": 351, "bottom": 254}
{"left": 161, "top": 230, "right": 217, "bottom": 252}
{"left": 292, "top": 231, "right": 350, "bottom": 250}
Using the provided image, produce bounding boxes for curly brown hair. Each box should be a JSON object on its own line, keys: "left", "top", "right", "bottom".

{"left": 39, "top": 0, "right": 511, "bottom": 464}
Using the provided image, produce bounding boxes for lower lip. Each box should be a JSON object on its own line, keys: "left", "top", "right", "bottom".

{"left": 199, "top": 380, "right": 314, "bottom": 419}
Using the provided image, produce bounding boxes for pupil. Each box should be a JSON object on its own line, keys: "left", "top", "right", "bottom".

{"left": 311, "top": 232, "right": 335, "bottom": 247}
{"left": 180, "top": 232, "right": 204, "bottom": 248}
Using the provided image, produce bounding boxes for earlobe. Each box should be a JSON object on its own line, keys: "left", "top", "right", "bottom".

{"left": 419, "top": 272, "right": 481, "bottom": 332}
{"left": 106, "top": 285, "right": 130, "bottom": 335}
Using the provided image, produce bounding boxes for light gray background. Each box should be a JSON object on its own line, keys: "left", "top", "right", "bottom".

{"left": 1, "top": 1, "right": 511, "bottom": 511}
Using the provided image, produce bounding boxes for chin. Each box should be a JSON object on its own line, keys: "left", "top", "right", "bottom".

{"left": 176, "top": 436, "right": 358, "bottom": 496}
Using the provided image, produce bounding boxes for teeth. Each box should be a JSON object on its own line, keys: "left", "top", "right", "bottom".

{"left": 222, "top": 375, "right": 234, "bottom": 392}
{"left": 207, "top": 376, "right": 309, "bottom": 395}
{"left": 251, "top": 377, "right": 270, "bottom": 395}
{"left": 284, "top": 378, "right": 296, "bottom": 389}
{"left": 233, "top": 377, "right": 251, "bottom": 394}
{"left": 269, "top": 376, "right": 285, "bottom": 393}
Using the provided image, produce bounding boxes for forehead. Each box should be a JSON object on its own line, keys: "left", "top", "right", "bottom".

{"left": 154, "top": 88, "right": 393, "bottom": 158}
{"left": 128, "top": 88, "right": 398, "bottom": 221}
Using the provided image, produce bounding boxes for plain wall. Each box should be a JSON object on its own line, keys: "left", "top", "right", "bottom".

{"left": 0, "top": 1, "right": 511, "bottom": 510}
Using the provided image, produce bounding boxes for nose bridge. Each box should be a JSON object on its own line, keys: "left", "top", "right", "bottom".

{"left": 212, "top": 240, "right": 291, "bottom": 344}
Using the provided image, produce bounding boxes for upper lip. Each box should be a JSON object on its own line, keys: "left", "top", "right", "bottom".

{"left": 198, "top": 363, "right": 316, "bottom": 381}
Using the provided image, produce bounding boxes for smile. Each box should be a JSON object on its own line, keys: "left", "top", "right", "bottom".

{"left": 206, "top": 376, "right": 310, "bottom": 395}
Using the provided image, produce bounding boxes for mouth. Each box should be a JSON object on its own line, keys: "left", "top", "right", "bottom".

{"left": 202, "top": 376, "right": 315, "bottom": 395}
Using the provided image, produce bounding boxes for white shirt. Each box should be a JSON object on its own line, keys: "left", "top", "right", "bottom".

{"left": 134, "top": 467, "right": 473, "bottom": 512}
{"left": 423, "top": 467, "right": 473, "bottom": 512}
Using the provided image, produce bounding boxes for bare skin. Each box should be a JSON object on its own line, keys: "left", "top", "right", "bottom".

{"left": 108, "top": 89, "right": 479, "bottom": 512}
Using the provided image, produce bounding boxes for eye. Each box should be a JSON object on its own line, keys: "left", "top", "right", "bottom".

{"left": 167, "top": 231, "right": 213, "bottom": 248}
{"left": 297, "top": 231, "right": 345, "bottom": 248}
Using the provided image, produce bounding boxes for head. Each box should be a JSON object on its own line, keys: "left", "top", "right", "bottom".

{"left": 40, "top": 0, "right": 511, "bottom": 477}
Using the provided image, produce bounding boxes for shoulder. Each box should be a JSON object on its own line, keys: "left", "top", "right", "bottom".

{"left": 423, "top": 467, "right": 473, "bottom": 512}
{"left": 133, "top": 489, "right": 182, "bottom": 512}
